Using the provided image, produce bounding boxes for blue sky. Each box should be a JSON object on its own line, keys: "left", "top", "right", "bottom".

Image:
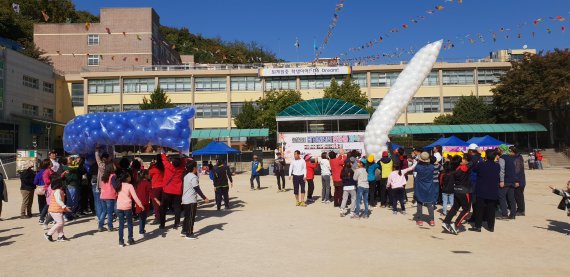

{"left": 74, "top": 0, "right": 570, "bottom": 63}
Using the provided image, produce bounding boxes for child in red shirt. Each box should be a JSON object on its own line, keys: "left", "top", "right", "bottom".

{"left": 135, "top": 170, "right": 152, "bottom": 237}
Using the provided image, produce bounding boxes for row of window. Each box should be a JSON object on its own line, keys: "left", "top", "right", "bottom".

{"left": 22, "top": 103, "right": 53, "bottom": 119}
{"left": 83, "top": 69, "right": 506, "bottom": 94}
{"left": 372, "top": 96, "right": 494, "bottom": 113}
{"left": 22, "top": 75, "right": 54, "bottom": 93}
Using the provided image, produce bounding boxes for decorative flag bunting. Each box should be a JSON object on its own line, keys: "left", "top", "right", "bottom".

{"left": 551, "top": 16, "right": 565, "bottom": 21}
{"left": 315, "top": 0, "right": 347, "bottom": 60}
{"left": 534, "top": 18, "right": 543, "bottom": 25}
{"left": 137, "top": 35, "right": 142, "bottom": 40}
{"left": 85, "top": 22, "right": 91, "bottom": 31}
{"left": 41, "top": 10, "right": 49, "bottom": 22}
{"left": 12, "top": 3, "right": 20, "bottom": 14}
{"left": 435, "top": 6, "right": 445, "bottom": 10}
{"left": 106, "top": 28, "right": 111, "bottom": 34}
{"left": 294, "top": 37, "right": 300, "bottom": 48}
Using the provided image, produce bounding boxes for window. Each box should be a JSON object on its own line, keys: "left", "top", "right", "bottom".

{"left": 195, "top": 103, "right": 227, "bottom": 118}
{"left": 23, "top": 75, "right": 39, "bottom": 89}
{"left": 159, "top": 77, "right": 191, "bottom": 92}
{"left": 88, "top": 79, "right": 120, "bottom": 94}
{"left": 370, "top": 72, "right": 399, "bottom": 87}
{"left": 71, "top": 83, "right": 84, "bottom": 106}
{"left": 407, "top": 97, "right": 440, "bottom": 113}
{"left": 265, "top": 77, "right": 296, "bottom": 91}
{"left": 442, "top": 70, "right": 474, "bottom": 85}
{"left": 122, "top": 104, "right": 141, "bottom": 111}
{"left": 87, "top": 105, "right": 121, "bottom": 113}
{"left": 231, "top": 103, "right": 244, "bottom": 117}
{"left": 422, "top": 71, "right": 439, "bottom": 86}
{"left": 123, "top": 78, "right": 155, "bottom": 93}
{"left": 0, "top": 132, "right": 13, "bottom": 145}
{"left": 480, "top": 96, "right": 494, "bottom": 105}
{"left": 352, "top": 73, "right": 367, "bottom": 87}
{"left": 443, "top": 96, "right": 461, "bottom": 112}
{"left": 22, "top": 103, "right": 39, "bottom": 116}
{"left": 195, "top": 77, "right": 226, "bottom": 92}
{"left": 371, "top": 98, "right": 382, "bottom": 108}
{"left": 87, "top": 34, "right": 99, "bottom": 46}
{"left": 175, "top": 103, "right": 193, "bottom": 108}
{"left": 43, "top": 82, "right": 54, "bottom": 93}
{"left": 478, "top": 69, "right": 507, "bottom": 84}
{"left": 231, "top": 76, "right": 262, "bottom": 91}
{"left": 300, "top": 75, "right": 343, "bottom": 89}
{"left": 43, "top": 108, "right": 54, "bottom": 119}
{"left": 87, "top": 55, "right": 100, "bottom": 66}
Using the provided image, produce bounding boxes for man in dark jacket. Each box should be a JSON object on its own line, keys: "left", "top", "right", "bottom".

{"left": 469, "top": 149, "right": 500, "bottom": 232}
{"left": 498, "top": 144, "right": 518, "bottom": 219}
{"left": 213, "top": 159, "right": 233, "bottom": 211}
{"left": 274, "top": 153, "right": 286, "bottom": 192}
{"left": 510, "top": 147, "right": 526, "bottom": 216}
{"left": 20, "top": 164, "right": 36, "bottom": 219}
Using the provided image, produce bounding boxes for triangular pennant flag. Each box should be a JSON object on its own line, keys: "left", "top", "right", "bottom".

{"left": 435, "top": 6, "right": 444, "bottom": 10}
{"left": 12, "top": 3, "right": 20, "bottom": 14}
{"left": 137, "top": 35, "right": 142, "bottom": 40}
{"left": 85, "top": 22, "right": 91, "bottom": 31}
{"left": 106, "top": 27, "right": 111, "bottom": 34}
{"left": 41, "top": 10, "right": 49, "bottom": 22}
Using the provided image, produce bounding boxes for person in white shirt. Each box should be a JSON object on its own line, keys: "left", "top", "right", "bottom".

{"left": 319, "top": 152, "right": 332, "bottom": 203}
{"left": 181, "top": 161, "right": 209, "bottom": 240}
{"left": 289, "top": 150, "right": 307, "bottom": 207}
{"left": 433, "top": 145, "right": 443, "bottom": 165}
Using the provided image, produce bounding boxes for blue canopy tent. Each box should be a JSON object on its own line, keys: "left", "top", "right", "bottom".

{"left": 424, "top": 136, "right": 469, "bottom": 150}
{"left": 467, "top": 135, "right": 507, "bottom": 147}
{"left": 192, "top": 141, "right": 241, "bottom": 156}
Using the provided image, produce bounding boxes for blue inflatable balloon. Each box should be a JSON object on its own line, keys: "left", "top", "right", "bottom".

{"left": 64, "top": 107, "right": 195, "bottom": 154}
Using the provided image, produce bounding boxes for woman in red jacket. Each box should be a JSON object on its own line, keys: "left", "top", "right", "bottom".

{"left": 148, "top": 154, "right": 164, "bottom": 224}
{"left": 159, "top": 148, "right": 187, "bottom": 230}
{"left": 329, "top": 149, "right": 347, "bottom": 207}
{"left": 305, "top": 154, "right": 318, "bottom": 203}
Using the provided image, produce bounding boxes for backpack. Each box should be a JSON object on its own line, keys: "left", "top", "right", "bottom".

{"left": 374, "top": 168, "right": 382, "bottom": 181}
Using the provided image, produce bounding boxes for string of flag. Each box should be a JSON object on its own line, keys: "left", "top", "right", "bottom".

{"left": 315, "top": 0, "right": 347, "bottom": 60}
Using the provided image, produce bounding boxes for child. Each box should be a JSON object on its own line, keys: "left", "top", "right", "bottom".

{"left": 549, "top": 181, "right": 570, "bottom": 217}
{"left": 387, "top": 159, "right": 416, "bottom": 215}
{"left": 305, "top": 155, "right": 318, "bottom": 203}
{"left": 181, "top": 161, "right": 210, "bottom": 239}
{"left": 440, "top": 162, "right": 455, "bottom": 216}
{"left": 115, "top": 172, "right": 144, "bottom": 247}
{"left": 44, "top": 176, "right": 71, "bottom": 242}
{"left": 135, "top": 170, "right": 153, "bottom": 237}
{"left": 442, "top": 156, "right": 472, "bottom": 235}
{"left": 352, "top": 159, "right": 370, "bottom": 219}
{"left": 339, "top": 161, "right": 356, "bottom": 217}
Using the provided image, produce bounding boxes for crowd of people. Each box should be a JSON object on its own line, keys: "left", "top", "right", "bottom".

{"left": 269, "top": 143, "right": 537, "bottom": 234}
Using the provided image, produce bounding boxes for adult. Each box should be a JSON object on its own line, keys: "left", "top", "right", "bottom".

{"left": 305, "top": 154, "right": 318, "bottom": 203}
{"left": 469, "top": 149, "right": 500, "bottom": 232}
{"left": 511, "top": 147, "right": 526, "bottom": 216}
{"left": 339, "top": 160, "right": 357, "bottom": 217}
{"left": 159, "top": 149, "right": 187, "bottom": 230}
{"left": 274, "top": 152, "right": 287, "bottom": 192}
{"left": 181, "top": 161, "right": 210, "bottom": 239}
{"left": 413, "top": 152, "right": 437, "bottom": 226}
{"left": 62, "top": 156, "right": 82, "bottom": 220}
{"left": 95, "top": 147, "right": 112, "bottom": 220}
{"left": 535, "top": 150, "right": 544, "bottom": 170}
{"left": 41, "top": 161, "right": 58, "bottom": 227}
{"left": 364, "top": 154, "right": 379, "bottom": 207}
{"left": 34, "top": 159, "right": 50, "bottom": 222}
{"left": 528, "top": 152, "right": 536, "bottom": 170}
{"left": 466, "top": 144, "right": 483, "bottom": 223}
{"left": 433, "top": 145, "right": 443, "bottom": 165}
{"left": 498, "top": 144, "right": 517, "bottom": 219}
{"left": 319, "top": 152, "right": 332, "bottom": 204}
{"left": 99, "top": 163, "right": 117, "bottom": 232}
{"left": 78, "top": 157, "right": 93, "bottom": 215}
{"left": 49, "top": 150, "right": 60, "bottom": 174}
{"left": 250, "top": 155, "right": 262, "bottom": 190}
{"left": 329, "top": 150, "right": 346, "bottom": 207}
{"left": 0, "top": 173, "right": 7, "bottom": 220}
{"left": 19, "top": 164, "right": 36, "bottom": 219}
{"left": 289, "top": 150, "right": 307, "bottom": 207}
{"left": 442, "top": 156, "right": 472, "bottom": 234}
{"left": 213, "top": 159, "right": 233, "bottom": 210}
{"left": 379, "top": 151, "right": 393, "bottom": 208}
{"left": 149, "top": 154, "right": 165, "bottom": 224}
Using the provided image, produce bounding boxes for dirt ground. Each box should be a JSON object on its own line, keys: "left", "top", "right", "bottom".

{"left": 0, "top": 168, "right": 568, "bottom": 276}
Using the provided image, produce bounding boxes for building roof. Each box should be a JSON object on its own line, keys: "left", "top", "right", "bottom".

{"left": 390, "top": 123, "right": 547, "bottom": 135}
{"left": 276, "top": 98, "right": 369, "bottom": 122}
{"left": 192, "top": 128, "right": 269, "bottom": 139}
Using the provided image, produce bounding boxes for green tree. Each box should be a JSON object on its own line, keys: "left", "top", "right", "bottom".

{"left": 256, "top": 89, "right": 303, "bottom": 137}
{"left": 433, "top": 95, "right": 495, "bottom": 125}
{"left": 323, "top": 76, "right": 369, "bottom": 109}
{"left": 139, "top": 87, "right": 175, "bottom": 110}
{"left": 234, "top": 101, "right": 261, "bottom": 129}
{"left": 193, "top": 139, "right": 212, "bottom": 151}
{"left": 492, "top": 49, "right": 570, "bottom": 145}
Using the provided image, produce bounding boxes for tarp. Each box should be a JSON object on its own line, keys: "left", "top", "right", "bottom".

{"left": 467, "top": 135, "right": 507, "bottom": 147}
{"left": 425, "top": 135, "right": 469, "bottom": 149}
{"left": 192, "top": 141, "right": 241, "bottom": 156}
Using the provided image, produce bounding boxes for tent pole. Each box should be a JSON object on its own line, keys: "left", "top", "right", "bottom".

{"left": 535, "top": 132, "right": 538, "bottom": 149}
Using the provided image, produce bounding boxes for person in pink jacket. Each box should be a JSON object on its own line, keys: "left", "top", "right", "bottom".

{"left": 387, "top": 159, "right": 417, "bottom": 215}
{"left": 114, "top": 172, "right": 144, "bottom": 247}
{"left": 98, "top": 164, "right": 117, "bottom": 232}
{"left": 41, "top": 162, "right": 59, "bottom": 230}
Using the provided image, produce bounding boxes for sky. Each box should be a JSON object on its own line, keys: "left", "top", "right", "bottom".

{"left": 74, "top": 0, "right": 570, "bottom": 63}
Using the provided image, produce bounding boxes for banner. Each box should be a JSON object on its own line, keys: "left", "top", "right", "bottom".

{"left": 279, "top": 132, "right": 364, "bottom": 163}
{"left": 259, "top": 66, "right": 351, "bottom": 77}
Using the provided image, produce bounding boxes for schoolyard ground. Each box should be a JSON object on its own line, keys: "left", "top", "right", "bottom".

{"left": 0, "top": 168, "right": 568, "bottom": 276}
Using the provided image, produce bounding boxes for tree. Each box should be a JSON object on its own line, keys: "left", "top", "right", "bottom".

{"left": 433, "top": 95, "right": 495, "bottom": 125}
{"left": 257, "top": 89, "right": 303, "bottom": 137}
{"left": 139, "top": 87, "right": 175, "bottom": 110}
{"left": 492, "top": 49, "right": 570, "bottom": 145}
{"left": 323, "top": 76, "right": 369, "bottom": 109}
{"left": 234, "top": 101, "right": 261, "bottom": 129}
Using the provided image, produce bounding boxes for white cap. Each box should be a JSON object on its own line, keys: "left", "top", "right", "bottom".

{"left": 468, "top": 143, "right": 479, "bottom": 151}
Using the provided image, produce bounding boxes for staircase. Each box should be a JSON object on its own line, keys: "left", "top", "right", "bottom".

{"left": 541, "top": 149, "right": 570, "bottom": 168}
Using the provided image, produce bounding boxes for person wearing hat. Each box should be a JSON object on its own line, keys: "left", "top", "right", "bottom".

{"left": 364, "top": 154, "right": 379, "bottom": 207}
{"left": 378, "top": 151, "right": 393, "bottom": 207}
{"left": 413, "top": 152, "right": 438, "bottom": 226}
{"left": 498, "top": 144, "right": 517, "bottom": 219}
{"left": 273, "top": 152, "right": 287, "bottom": 192}
{"left": 305, "top": 154, "right": 318, "bottom": 203}
{"left": 19, "top": 162, "right": 36, "bottom": 219}
{"left": 250, "top": 155, "right": 262, "bottom": 191}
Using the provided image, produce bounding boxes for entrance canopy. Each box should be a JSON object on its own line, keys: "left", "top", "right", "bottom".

{"left": 277, "top": 98, "right": 369, "bottom": 122}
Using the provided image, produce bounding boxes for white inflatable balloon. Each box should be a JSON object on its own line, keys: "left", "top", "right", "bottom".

{"left": 365, "top": 40, "right": 443, "bottom": 159}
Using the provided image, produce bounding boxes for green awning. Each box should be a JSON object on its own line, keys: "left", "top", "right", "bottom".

{"left": 192, "top": 128, "right": 269, "bottom": 139}
{"left": 277, "top": 98, "right": 369, "bottom": 118}
{"left": 389, "top": 123, "right": 547, "bottom": 135}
